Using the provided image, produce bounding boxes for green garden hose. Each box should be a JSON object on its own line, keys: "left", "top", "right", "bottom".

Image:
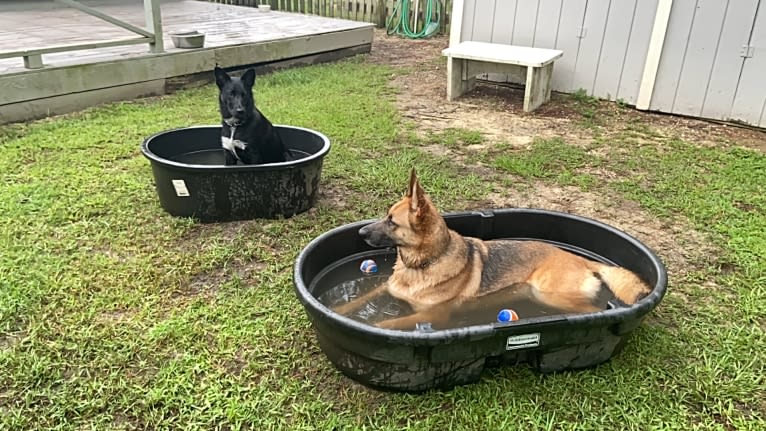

{"left": 386, "top": 0, "right": 441, "bottom": 39}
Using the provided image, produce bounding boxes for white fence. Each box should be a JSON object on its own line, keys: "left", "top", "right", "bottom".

{"left": 452, "top": 0, "right": 766, "bottom": 128}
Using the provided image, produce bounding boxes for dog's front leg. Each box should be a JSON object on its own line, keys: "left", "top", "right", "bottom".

{"left": 376, "top": 302, "right": 455, "bottom": 331}
{"left": 332, "top": 283, "right": 388, "bottom": 316}
{"left": 223, "top": 150, "right": 238, "bottom": 166}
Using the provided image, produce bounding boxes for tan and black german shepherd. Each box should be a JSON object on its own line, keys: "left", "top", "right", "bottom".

{"left": 333, "top": 169, "right": 651, "bottom": 330}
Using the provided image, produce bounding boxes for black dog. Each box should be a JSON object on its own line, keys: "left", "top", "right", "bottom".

{"left": 214, "top": 66, "right": 289, "bottom": 165}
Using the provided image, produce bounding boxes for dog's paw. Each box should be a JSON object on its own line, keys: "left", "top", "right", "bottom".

{"left": 376, "top": 317, "right": 415, "bottom": 331}
{"left": 375, "top": 320, "right": 398, "bottom": 330}
{"left": 331, "top": 302, "right": 356, "bottom": 316}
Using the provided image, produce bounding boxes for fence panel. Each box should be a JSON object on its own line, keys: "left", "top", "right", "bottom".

{"left": 205, "top": 0, "right": 452, "bottom": 32}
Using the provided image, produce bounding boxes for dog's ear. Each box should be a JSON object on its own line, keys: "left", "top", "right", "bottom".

{"left": 407, "top": 169, "right": 426, "bottom": 213}
{"left": 214, "top": 66, "right": 230, "bottom": 89}
{"left": 406, "top": 168, "right": 417, "bottom": 198}
{"left": 241, "top": 68, "right": 256, "bottom": 89}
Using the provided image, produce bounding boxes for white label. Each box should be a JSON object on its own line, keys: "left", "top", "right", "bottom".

{"left": 506, "top": 333, "right": 541, "bottom": 351}
{"left": 171, "top": 179, "right": 190, "bottom": 197}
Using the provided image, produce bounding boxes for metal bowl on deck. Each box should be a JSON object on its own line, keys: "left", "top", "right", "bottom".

{"left": 170, "top": 31, "right": 205, "bottom": 49}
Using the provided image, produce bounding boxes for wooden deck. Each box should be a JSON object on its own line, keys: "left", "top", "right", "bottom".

{"left": 0, "top": 0, "right": 374, "bottom": 124}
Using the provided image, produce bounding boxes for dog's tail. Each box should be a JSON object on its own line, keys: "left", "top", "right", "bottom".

{"left": 597, "top": 265, "right": 652, "bottom": 304}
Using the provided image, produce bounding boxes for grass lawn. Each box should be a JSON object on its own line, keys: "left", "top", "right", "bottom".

{"left": 1, "top": 54, "right": 764, "bottom": 430}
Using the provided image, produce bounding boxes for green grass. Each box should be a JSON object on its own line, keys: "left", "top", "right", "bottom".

{"left": 1, "top": 57, "right": 764, "bottom": 430}
{"left": 608, "top": 139, "right": 766, "bottom": 321}
{"left": 492, "top": 137, "right": 599, "bottom": 189}
{"left": 570, "top": 88, "right": 601, "bottom": 128}
{"left": 425, "top": 127, "right": 485, "bottom": 150}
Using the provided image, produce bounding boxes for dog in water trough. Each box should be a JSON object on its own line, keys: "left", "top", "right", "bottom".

{"left": 334, "top": 169, "right": 652, "bottom": 330}
{"left": 213, "top": 66, "right": 289, "bottom": 165}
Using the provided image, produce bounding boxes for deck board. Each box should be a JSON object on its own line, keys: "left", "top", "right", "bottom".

{"left": 0, "top": 0, "right": 374, "bottom": 123}
{"left": 0, "top": 0, "right": 372, "bottom": 73}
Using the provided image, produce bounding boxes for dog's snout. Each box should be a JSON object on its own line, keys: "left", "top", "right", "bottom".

{"left": 358, "top": 222, "right": 395, "bottom": 248}
{"left": 231, "top": 104, "right": 245, "bottom": 117}
{"left": 227, "top": 97, "right": 246, "bottom": 117}
{"left": 358, "top": 224, "right": 371, "bottom": 238}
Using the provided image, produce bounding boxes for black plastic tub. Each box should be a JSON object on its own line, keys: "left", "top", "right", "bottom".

{"left": 293, "top": 209, "right": 667, "bottom": 392}
{"left": 141, "top": 125, "right": 330, "bottom": 222}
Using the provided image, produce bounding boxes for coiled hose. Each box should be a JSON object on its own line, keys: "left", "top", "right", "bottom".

{"left": 386, "top": 0, "right": 442, "bottom": 39}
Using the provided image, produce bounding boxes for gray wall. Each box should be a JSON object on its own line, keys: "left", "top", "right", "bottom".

{"left": 649, "top": 0, "right": 765, "bottom": 127}
{"left": 458, "top": 0, "right": 766, "bottom": 127}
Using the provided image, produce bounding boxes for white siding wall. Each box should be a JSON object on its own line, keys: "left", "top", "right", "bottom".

{"left": 456, "top": 0, "right": 766, "bottom": 127}
{"left": 648, "top": 0, "right": 766, "bottom": 127}
{"left": 725, "top": 1, "right": 766, "bottom": 127}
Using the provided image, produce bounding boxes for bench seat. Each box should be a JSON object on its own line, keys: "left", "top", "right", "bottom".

{"left": 442, "top": 41, "right": 563, "bottom": 112}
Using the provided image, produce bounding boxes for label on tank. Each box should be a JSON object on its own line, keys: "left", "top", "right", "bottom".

{"left": 171, "top": 179, "right": 190, "bottom": 197}
{"left": 506, "top": 333, "right": 540, "bottom": 350}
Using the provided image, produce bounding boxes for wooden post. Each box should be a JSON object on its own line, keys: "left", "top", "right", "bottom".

{"left": 23, "top": 54, "right": 44, "bottom": 69}
{"left": 524, "top": 63, "right": 553, "bottom": 112}
{"left": 448, "top": 0, "right": 463, "bottom": 47}
{"left": 377, "top": 0, "right": 386, "bottom": 27}
{"left": 636, "top": 0, "right": 673, "bottom": 110}
{"left": 144, "top": 0, "right": 163, "bottom": 53}
{"left": 446, "top": 57, "right": 474, "bottom": 101}
{"left": 441, "top": 0, "right": 450, "bottom": 35}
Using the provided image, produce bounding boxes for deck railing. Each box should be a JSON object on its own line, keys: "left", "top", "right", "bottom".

{"left": 206, "top": 0, "right": 453, "bottom": 35}
{"left": 0, "top": 0, "right": 163, "bottom": 70}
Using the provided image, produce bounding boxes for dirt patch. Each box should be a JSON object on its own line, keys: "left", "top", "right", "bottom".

{"left": 367, "top": 30, "right": 766, "bottom": 153}
{"left": 95, "top": 309, "right": 135, "bottom": 325}
{"left": 479, "top": 184, "right": 715, "bottom": 276}
{"left": 316, "top": 183, "right": 357, "bottom": 210}
{"left": 221, "top": 348, "right": 251, "bottom": 377}
{"left": 0, "top": 331, "right": 25, "bottom": 350}
{"left": 367, "top": 29, "right": 447, "bottom": 68}
{"left": 162, "top": 219, "right": 270, "bottom": 305}
{"left": 175, "top": 220, "right": 253, "bottom": 253}
{"left": 172, "top": 257, "right": 267, "bottom": 302}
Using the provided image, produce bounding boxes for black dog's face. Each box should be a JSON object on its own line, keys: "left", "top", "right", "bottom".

{"left": 214, "top": 66, "right": 256, "bottom": 126}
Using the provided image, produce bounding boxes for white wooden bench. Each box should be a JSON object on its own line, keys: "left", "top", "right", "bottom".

{"left": 441, "top": 41, "right": 563, "bottom": 112}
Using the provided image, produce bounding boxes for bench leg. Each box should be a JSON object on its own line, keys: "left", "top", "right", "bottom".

{"left": 23, "top": 54, "right": 44, "bottom": 69}
{"left": 446, "top": 58, "right": 476, "bottom": 101}
{"left": 523, "top": 62, "right": 554, "bottom": 112}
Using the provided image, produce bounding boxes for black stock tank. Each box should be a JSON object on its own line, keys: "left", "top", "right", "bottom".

{"left": 293, "top": 209, "right": 667, "bottom": 392}
{"left": 141, "top": 125, "right": 330, "bottom": 222}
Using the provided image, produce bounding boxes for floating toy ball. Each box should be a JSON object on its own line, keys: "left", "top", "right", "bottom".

{"left": 360, "top": 259, "right": 378, "bottom": 274}
{"left": 415, "top": 322, "right": 434, "bottom": 332}
{"left": 497, "top": 308, "right": 519, "bottom": 322}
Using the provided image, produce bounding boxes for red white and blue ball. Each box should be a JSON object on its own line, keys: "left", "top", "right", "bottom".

{"left": 497, "top": 308, "right": 519, "bottom": 322}
{"left": 359, "top": 259, "right": 378, "bottom": 274}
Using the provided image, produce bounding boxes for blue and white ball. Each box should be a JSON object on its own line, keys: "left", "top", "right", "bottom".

{"left": 360, "top": 259, "right": 378, "bottom": 274}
